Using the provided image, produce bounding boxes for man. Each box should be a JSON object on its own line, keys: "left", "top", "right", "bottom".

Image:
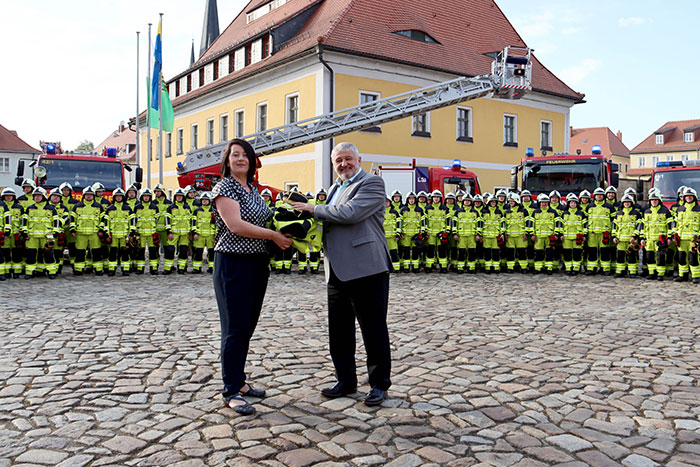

{"left": 292, "top": 142, "right": 392, "bottom": 406}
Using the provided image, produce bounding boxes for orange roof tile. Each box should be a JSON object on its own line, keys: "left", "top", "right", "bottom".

{"left": 94, "top": 125, "right": 137, "bottom": 163}
{"left": 631, "top": 118, "right": 700, "bottom": 154}
{"left": 570, "top": 127, "right": 629, "bottom": 158}
{"left": 0, "top": 124, "right": 40, "bottom": 153}
{"left": 168, "top": 0, "right": 584, "bottom": 109}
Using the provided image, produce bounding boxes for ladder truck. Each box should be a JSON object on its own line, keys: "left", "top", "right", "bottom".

{"left": 177, "top": 47, "right": 534, "bottom": 194}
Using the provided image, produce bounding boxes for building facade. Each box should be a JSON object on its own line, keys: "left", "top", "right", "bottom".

{"left": 629, "top": 119, "right": 700, "bottom": 176}
{"left": 0, "top": 124, "right": 40, "bottom": 192}
{"left": 141, "top": 0, "right": 583, "bottom": 193}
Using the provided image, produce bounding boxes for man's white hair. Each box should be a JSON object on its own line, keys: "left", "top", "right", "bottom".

{"left": 331, "top": 142, "right": 361, "bottom": 160}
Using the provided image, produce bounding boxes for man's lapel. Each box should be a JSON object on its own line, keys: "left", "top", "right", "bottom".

{"left": 336, "top": 170, "right": 366, "bottom": 205}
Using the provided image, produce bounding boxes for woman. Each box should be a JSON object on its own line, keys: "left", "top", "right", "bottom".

{"left": 212, "top": 138, "right": 292, "bottom": 415}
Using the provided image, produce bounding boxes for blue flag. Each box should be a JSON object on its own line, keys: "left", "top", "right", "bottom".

{"left": 151, "top": 20, "right": 162, "bottom": 111}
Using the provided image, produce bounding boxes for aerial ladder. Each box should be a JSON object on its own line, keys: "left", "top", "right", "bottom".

{"left": 178, "top": 46, "right": 533, "bottom": 176}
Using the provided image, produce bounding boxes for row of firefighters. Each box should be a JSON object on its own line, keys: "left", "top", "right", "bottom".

{"left": 380, "top": 185, "right": 700, "bottom": 282}
{"left": 0, "top": 180, "right": 218, "bottom": 280}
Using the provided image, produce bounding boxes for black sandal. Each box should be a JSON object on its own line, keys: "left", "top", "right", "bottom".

{"left": 224, "top": 393, "right": 255, "bottom": 415}
{"left": 240, "top": 385, "right": 266, "bottom": 398}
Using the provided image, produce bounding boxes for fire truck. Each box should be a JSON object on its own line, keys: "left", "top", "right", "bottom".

{"left": 177, "top": 47, "right": 533, "bottom": 194}
{"left": 15, "top": 142, "right": 142, "bottom": 201}
{"left": 376, "top": 159, "right": 481, "bottom": 197}
{"left": 651, "top": 160, "right": 700, "bottom": 208}
{"left": 509, "top": 145, "right": 620, "bottom": 196}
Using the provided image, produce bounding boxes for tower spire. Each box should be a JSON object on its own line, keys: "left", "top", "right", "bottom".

{"left": 199, "top": 0, "right": 220, "bottom": 58}
{"left": 190, "top": 39, "right": 195, "bottom": 66}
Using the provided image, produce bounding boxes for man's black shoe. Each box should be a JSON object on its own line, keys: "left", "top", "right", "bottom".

{"left": 321, "top": 382, "right": 357, "bottom": 399}
{"left": 364, "top": 387, "right": 386, "bottom": 406}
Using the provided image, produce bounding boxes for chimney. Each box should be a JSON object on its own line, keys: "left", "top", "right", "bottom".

{"left": 570, "top": 126, "right": 573, "bottom": 137}
{"left": 616, "top": 130, "right": 622, "bottom": 141}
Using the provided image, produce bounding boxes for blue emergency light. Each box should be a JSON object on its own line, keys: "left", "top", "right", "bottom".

{"left": 177, "top": 162, "right": 184, "bottom": 170}
{"left": 656, "top": 161, "right": 684, "bottom": 168}
{"left": 452, "top": 159, "right": 462, "bottom": 170}
{"left": 526, "top": 147, "right": 534, "bottom": 157}
{"left": 106, "top": 148, "right": 117, "bottom": 158}
{"left": 46, "top": 143, "right": 56, "bottom": 154}
{"left": 592, "top": 145, "right": 602, "bottom": 155}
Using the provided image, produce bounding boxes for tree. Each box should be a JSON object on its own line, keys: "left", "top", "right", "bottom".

{"left": 75, "top": 140, "right": 94, "bottom": 152}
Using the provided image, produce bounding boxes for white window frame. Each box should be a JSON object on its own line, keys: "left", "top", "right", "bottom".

{"left": 624, "top": 163, "right": 628, "bottom": 173}
{"left": 257, "top": 102, "right": 268, "bottom": 132}
{"left": 651, "top": 156, "right": 659, "bottom": 167}
{"left": 165, "top": 132, "right": 172, "bottom": 158}
{"left": 685, "top": 132, "right": 694, "bottom": 143}
{"left": 359, "top": 91, "right": 381, "bottom": 132}
{"left": 666, "top": 155, "right": 674, "bottom": 162}
{"left": 176, "top": 128, "right": 184, "bottom": 155}
{"left": 682, "top": 154, "right": 689, "bottom": 161}
{"left": 206, "top": 118, "right": 215, "bottom": 146}
{"left": 456, "top": 106, "right": 473, "bottom": 142}
{"left": 655, "top": 134, "right": 664, "bottom": 145}
{"left": 219, "top": 56, "right": 229, "bottom": 78}
{"left": 251, "top": 39, "right": 262, "bottom": 65}
{"left": 0, "top": 157, "right": 9, "bottom": 173}
{"left": 638, "top": 156, "right": 646, "bottom": 168}
{"left": 191, "top": 124, "right": 199, "bottom": 149}
{"left": 504, "top": 114, "right": 518, "bottom": 146}
{"left": 412, "top": 112, "right": 431, "bottom": 137}
{"left": 540, "top": 120, "right": 553, "bottom": 150}
{"left": 285, "top": 181, "right": 299, "bottom": 191}
{"left": 234, "top": 48, "right": 245, "bottom": 71}
{"left": 220, "top": 114, "right": 229, "bottom": 142}
{"left": 285, "top": 93, "right": 299, "bottom": 124}
{"left": 234, "top": 109, "right": 245, "bottom": 138}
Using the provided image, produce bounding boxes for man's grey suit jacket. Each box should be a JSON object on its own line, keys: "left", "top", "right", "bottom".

{"left": 313, "top": 169, "right": 391, "bottom": 282}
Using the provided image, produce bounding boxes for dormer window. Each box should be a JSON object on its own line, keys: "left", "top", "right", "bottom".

{"left": 247, "top": 0, "right": 287, "bottom": 23}
{"left": 656, "top": 134, "right": 664, "bottom": 145}
{"left": 685, "top": 132, "right": 694, "bottom": 143}
{"left": 393, "top": 30, "right": 440, "bottom": 44}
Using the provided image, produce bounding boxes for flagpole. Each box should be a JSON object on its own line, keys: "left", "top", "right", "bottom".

{"left": 146, "top": 23, "right": 152, "bottom": 189}
{"left": 158, "top": 13, "right": 164, "bottom": 185}
{"left": 135, "top": 31, "right": 141, "bottom": 175}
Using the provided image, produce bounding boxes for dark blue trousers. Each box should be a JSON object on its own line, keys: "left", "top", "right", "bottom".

{"left": 213, "top": 252, "right": 269, "bottom": 397}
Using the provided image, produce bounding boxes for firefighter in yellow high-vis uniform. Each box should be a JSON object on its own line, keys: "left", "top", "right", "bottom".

{"left": 1, "top": 188, "right": 25, "bottom": 278}
{"left": 191, "top": 192, "right": 216, "bottom": 273}
{"left": 22, "top": 187, "right": 60, "bottom": 279}
{"left": 105, "top": 188, "right": 136, "bottom": 276}
{"left": 47, "top": 188, "right": 70, "bottom": 275}
{"left": 71, "top": 186, "right": 107, "bottom": 275}
{"left": 164, "top": 188, "right": 194, "bottom": 274}
{"left": 133, "top": 188, "right": 161, "bottom": 275}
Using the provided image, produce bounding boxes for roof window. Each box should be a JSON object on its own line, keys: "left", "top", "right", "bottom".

{"left": 247, "top": 0, "right": 287, "bottom": 24}
{"left": 393, "top": 30, "right": 440, "bottom": 44}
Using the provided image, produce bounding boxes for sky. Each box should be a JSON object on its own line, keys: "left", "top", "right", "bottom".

{"left": 1, "top": 0, "right": 698, "bottom": 152}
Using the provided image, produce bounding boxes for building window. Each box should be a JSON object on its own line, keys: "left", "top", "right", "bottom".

{"left": 207, "top": 119, "right": 215, "bottom": 146}
{"left": 177, "top": 128, "right": 184, "bottom": 155}
{"left": 285, "top": 181, "right": 299, "bottom": 191}
{"left": 191, "top": 124, "right": 199, "bottom": 149}
{"left": 175, "top": 80, "right": 180, "bottom": 97}
{"left": 257, "top": 103, "right": 268, "bottom": 132}
{"left": 393, "top": 30, "right": 440, "bottom": 44}
{"left": 685, "top": 132, "right": 694, "bottom": 143}
{"left": 165, "top": 133, "right": 172, "bottom": 158}
{"left": 262, "top": 35, "right": 271, "bottom": 58}
{"left": 229, "top": 52, "right": 235, "bottom": 73}
{"left": 412, "top": 113, "right": 430, "bottom": 137}
{"left": 624, "top": 164, "right": 628, "bottom": 173}
{"left": 456, "top": 107, "right": 473, "bottom": 142}
{"left": 0, "top": 157, "right": 9, "bottom": 173}
{"left": 286, "top": 93, "right": 299, "bottom": 124}
{"left": 682, "top": 154, "right": 689, "bottom": 161}
{"left": 199, "top": 68, "right": 205, "bottom": 88}
{"left": 638, "top": 157, "right": 646, "bottom": 168}
{"left": 220, "top": 114, "right": 229, "bottom": 142}
{"left": 655, "top": 134, "right": 664, "bottom": 145}
{"left": 359, "top": 91, "right": 381, "bottom": 133}
{"left": 540, "top": 120, "right": 552, "bottom": 151}
{"left": 651, "top": 156, "right": 659, "bottom": 167}
{"left": 187, "top": 75, "right": 192, "bottom": 92}
{"left": 213, "top": 61, "right": 219, "bottom": 80}
{"left": 666, "top": 155, "right": 673, "bottom": 162}
{"left": 504, "top": 114, "right": 517, "bottom": 147}
{"left": 245, "top": 44, "right": 252, "bottom": 66}
{"left": 235, "top": 109, "right": 245, "bottom": 137}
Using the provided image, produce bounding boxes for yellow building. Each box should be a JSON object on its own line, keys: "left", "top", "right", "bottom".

{"left": 141, "top": 0, "right": 583, "bottom": 193}
{"left": 629, "top": 119, "right": 700, "bottom": 177}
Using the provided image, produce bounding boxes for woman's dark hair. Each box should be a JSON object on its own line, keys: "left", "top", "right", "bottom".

{"left": 220, "top": 138, "right": 257, "bottom": 183}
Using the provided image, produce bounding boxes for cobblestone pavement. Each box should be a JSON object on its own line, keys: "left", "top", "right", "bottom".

{"left": 1, "top": 271, "right": 700, "bottom": 467}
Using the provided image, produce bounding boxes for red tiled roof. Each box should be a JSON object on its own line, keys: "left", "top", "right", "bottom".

{"left": 0, "top": 124, "right": 40, "bottom": 153}
{"left": 94, "top": 125, "right": 137, "bottom": 163}
{"left": 570, "top": 127, "right": 629, "bottom": 158}
{"left": 631, "top": 118, "right": 700, "bottom": 154}
{"left": 167, "top": 0, "right": 584, "bottom": 109}
{"left": 626, "top": 168, "right": 653, "bottom": 177}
